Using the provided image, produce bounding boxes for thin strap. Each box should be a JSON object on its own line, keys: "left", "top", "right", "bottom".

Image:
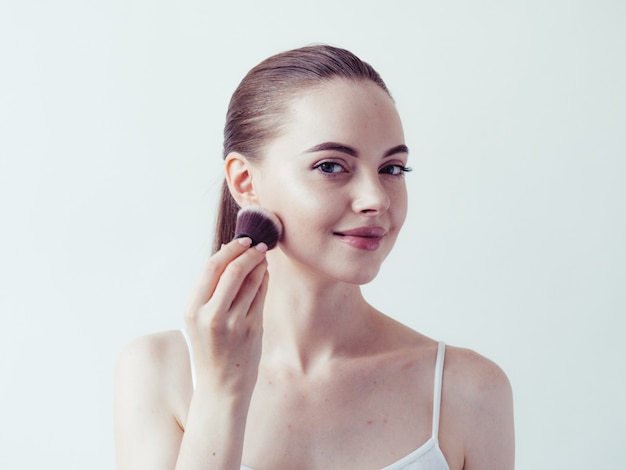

{"left": 431, "top": 341, "right": 446, "bottom": 442}
{"left": 180, "top": 328, "right": 196, "bottom": 389}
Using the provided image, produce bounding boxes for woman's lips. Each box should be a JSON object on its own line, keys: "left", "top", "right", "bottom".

{"left": 333, "top": 226, "right": 386, "bottom": 250}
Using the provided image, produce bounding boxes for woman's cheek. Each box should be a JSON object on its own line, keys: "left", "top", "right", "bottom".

{"left": 262, "top": 171, "right": 334, "bottom": 212}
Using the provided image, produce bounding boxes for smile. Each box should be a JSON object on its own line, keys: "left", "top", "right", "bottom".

{"left": 333, "top": 226, "right": 386, "bottom": 250}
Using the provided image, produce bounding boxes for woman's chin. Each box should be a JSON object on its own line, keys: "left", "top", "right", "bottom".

{"left": 337, "top": 265, "right": 382, "bottom": 286}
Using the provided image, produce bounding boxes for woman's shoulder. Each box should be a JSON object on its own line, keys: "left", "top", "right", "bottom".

{"left": 439, "top": 344, "right": 514, "bottom": 456}
{"left": 428, "top": 344, "right": 514, "bottom": 468}
{"left": 115, "top": 330, "right": 192, "bottom": 404}
{"left": 114, "top": 332, "right": 194, "bottom": 462}
{"left": 385, "top": 320, "right": 512, "bottom": 415}
{"left": 442, "top": 344, "right": 512, "bottom": 402}
{"left": 117, "top": 330, "right": 188, "bottom": 372}
{"left": 385, "top": 316, "right": 510, "bottom": 392}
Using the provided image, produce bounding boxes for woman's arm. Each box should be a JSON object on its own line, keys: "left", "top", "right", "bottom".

{"left": 114, "top": 333, "right": 185, "bottom": 470}
{"left": 114, "top": 238, "right": 269, "bottom": 470}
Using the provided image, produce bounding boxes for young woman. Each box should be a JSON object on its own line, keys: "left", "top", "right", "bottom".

{"left": 114, "top": 45, "right": 514, "bottom": 470}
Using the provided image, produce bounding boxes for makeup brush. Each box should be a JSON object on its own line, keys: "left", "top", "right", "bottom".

{"left": 233, "top": 205, "right": 283, "bottom": 250}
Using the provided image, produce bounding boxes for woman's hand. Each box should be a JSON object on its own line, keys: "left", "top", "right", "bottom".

{"left": 184, "top": 237, "right": 269, "bottom": 398}
{"left": 115, "top": 237, "right": 269, "bottom": 470}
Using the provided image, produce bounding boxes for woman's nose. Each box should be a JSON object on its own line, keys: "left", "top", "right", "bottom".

{"left": 350, "top": 173, "right": 391, "bottom": 215}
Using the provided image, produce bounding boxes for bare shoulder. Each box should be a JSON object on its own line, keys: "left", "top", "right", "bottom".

{"left": 114, "top": 330, "right": 191, "bottom": 469}
{"left": 116, "top": 330, "right": 189, "bottom": 388}
{"left": 115, "top": 330, "right": 192, "bottom": 410}
{"left": 443, "top": 345, "right": 512, "bottom": 400}
{"left": 440, "top": 346, "right": 515, "bottom": 470}
{"left": 117, "top": 329, "right": 186, "bottom": 366}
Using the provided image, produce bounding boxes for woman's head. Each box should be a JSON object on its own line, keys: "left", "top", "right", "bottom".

{"left": 214, "top": 45, "right": 392, "bottom": 252}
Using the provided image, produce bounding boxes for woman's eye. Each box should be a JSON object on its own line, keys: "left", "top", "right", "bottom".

{"left": 315, "top": 161, "right": 345, "bottom": 174}
{"left": 380, "top": 164, "right": 412, "bottom": 176}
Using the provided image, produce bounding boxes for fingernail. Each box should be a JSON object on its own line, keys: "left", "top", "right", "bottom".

{"left": 255, "top": 242, "right": 268, "bottom": 253}
{"left": 237, "top": 237, "right": 252, "bottom": 247}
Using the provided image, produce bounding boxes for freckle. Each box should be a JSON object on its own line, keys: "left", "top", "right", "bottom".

{"left": 212, "top": 452, "right": 216, "bottom": 456}
{"left": 236, "top": 363, "right": 240, "bottom": 367}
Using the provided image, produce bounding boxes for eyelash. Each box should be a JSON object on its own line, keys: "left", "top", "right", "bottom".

{"left": 313, "top": 161, "right": 412, "bottom": 177}
{"left": 314, "top": 161, "right": 346, "bottom": 175}
{"left": 380, "top": 164, "right": 413, "bottom": 176}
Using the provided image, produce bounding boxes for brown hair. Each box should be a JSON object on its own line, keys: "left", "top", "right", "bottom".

{"left": 214, "top": 44, "right": 391, "bottom": 252}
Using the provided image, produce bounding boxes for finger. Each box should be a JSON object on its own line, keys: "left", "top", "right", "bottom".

{"left": 246, "top": 270, "right": 269, "bottom": 321}
{"left": 186, "top": 237, "right": 257, "bottom": 312}
{"left": 209, "top": 252, "right": 267, "bottom": 317}
{"left": 223, "top": 258, "right": 268, "bottom": 321}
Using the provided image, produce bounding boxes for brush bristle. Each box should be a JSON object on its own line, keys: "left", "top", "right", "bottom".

{"left": 234, "top": 206, "right": 282, "bottom": 249}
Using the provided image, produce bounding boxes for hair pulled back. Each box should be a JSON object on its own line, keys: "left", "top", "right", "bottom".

{"left": 214, "top": 44, "right": 390, "bottom": 252}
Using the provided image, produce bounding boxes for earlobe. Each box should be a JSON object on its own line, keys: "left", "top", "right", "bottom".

{"left": 224, "top": 152, "right": 257, "bottom": 207}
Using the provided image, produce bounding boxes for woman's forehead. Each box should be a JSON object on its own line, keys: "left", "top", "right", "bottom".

{"left": 277, "top": 80, "right": 404, "bottom": 148}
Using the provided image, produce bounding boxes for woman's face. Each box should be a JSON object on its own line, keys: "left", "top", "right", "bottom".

{"left": 252, "top": 79, "right": 408, "bottom": 285}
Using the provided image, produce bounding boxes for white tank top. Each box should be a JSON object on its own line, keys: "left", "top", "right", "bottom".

{"left": 181, "top": 330, "right": 450, "bottom": 470}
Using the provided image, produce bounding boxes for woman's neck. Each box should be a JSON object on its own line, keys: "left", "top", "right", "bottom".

{"left": 260, "top": 261, "right": 379, "bottom": 375}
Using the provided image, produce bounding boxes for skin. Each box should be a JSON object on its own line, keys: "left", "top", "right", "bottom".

{"left": 114, "top": 79, "right": 515, "bottom": 470}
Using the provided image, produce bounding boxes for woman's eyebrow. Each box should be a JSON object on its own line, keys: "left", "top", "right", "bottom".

{"left": 305, "top": 142, "right": 358, "bottom": 157}
{"left": 383, "top": 144, "right": 409, "bottom": 158}
{"left": 304, "top": 142, "right": 409, "bottom": 158}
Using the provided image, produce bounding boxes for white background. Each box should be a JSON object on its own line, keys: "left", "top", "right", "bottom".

{"left": 1, "top": 1, "right": 624, "bottom": 468}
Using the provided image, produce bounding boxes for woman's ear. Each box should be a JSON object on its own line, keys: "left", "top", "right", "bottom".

{"left": 224, "top": 152, "right": 258, "bottom": 207}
